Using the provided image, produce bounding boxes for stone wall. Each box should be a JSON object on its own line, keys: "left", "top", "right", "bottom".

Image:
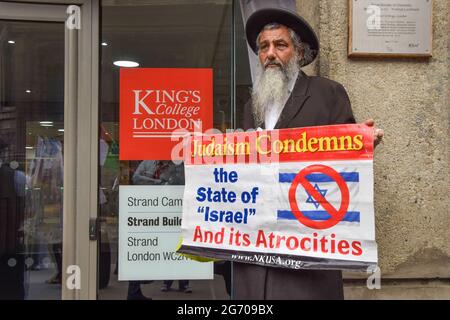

{"left": 297, "top": 0, "right": 450, "bottom": 299}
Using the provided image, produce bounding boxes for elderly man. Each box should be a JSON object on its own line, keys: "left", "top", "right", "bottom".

{"left": 235, "top": 8, "right": 383, "bottom": 299}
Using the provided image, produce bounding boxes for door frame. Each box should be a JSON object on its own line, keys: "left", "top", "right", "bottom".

{"left": 1, "top": 0, "right": 100, "bottom": 300}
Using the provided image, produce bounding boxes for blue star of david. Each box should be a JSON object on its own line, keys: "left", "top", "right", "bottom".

{"left": 305, "top": 184, "right": 328, "bottom": 209}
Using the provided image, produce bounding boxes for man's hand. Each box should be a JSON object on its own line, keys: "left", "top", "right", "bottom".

{"left": 363, "top": 119, "right": 384, "bottom": 147}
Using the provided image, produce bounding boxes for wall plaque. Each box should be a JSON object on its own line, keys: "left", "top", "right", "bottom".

{"left": 349, "top": 0, "right": 432, "bottom": 57}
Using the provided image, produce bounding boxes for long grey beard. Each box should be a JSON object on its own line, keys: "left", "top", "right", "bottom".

{"left": 251, "top": 55, "right": 300, "bottom": 126}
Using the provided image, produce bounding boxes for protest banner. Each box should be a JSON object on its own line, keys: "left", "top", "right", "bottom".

{"left": 178, "top": 124, "right": 377, "bottom": 271}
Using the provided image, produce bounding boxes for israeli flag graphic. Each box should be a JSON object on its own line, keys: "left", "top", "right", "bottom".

{"left": 277, "top": 165, "right": 361, "bottom": 226}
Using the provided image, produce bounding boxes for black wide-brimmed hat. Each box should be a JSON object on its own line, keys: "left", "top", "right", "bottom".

{"left": 245, "top": 8, "right": 319, "bottom": 64}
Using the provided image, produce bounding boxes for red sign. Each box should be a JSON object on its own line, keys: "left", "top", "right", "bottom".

{"left": 120, "top": 68, "right": 213, "bottom": 160}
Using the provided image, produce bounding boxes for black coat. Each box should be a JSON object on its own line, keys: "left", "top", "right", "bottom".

{"left": 235, "top": 72, "right": 356, "bottom": 300}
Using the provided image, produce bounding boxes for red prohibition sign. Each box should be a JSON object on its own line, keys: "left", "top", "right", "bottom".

{"left": 288, "top": 164, "right": 350, "bottom": 230}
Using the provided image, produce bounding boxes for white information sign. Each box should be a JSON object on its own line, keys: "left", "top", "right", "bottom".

{"left": 119, "top": 185, "right": 213, "bottom": 281}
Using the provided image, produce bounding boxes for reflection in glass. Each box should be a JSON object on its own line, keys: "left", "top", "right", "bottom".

{"left": 99, "top": 0, "right": 234, "bottom": 300}
{"left": 0, "top": 21, "right": 64, "bottom": 300}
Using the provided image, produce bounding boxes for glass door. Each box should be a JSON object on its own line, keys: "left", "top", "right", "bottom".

{"left": 96, "top": 0, "right": 254, "bottom": 300}
{"left": 0, "top": 2, "right": 66, "bottom": 300}
{"left": 0, "top": 1, "right": 99, "bottom": 300}
{"left": 98, "top": 0, "right": 236, "bottom": 300}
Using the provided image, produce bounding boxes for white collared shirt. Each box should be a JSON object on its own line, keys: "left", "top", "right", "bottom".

{"left": 264, "top": 71, "right": 299, "bottom": 130}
